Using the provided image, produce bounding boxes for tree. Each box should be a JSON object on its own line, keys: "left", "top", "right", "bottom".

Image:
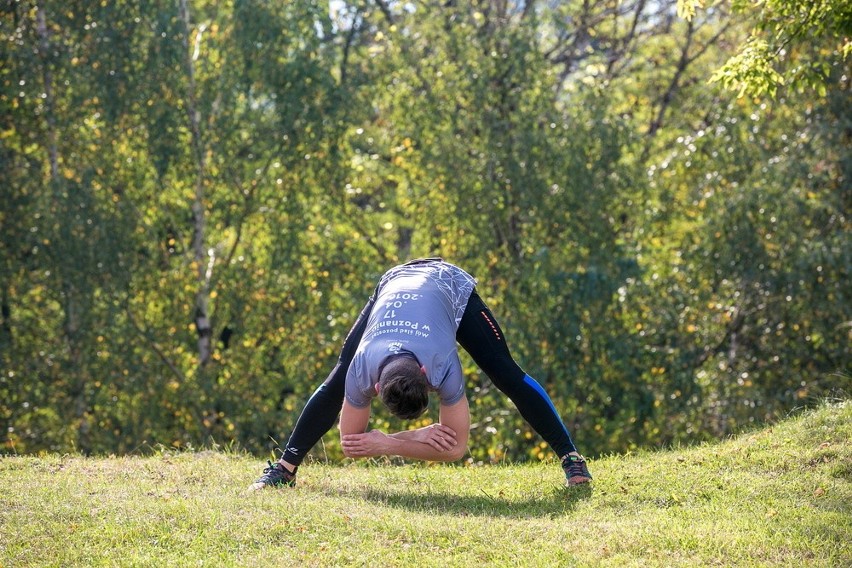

{"left": 679, "top": 0, "right": 852, "bottom": 96}
{"left": 2, "top": 0, "right": 847, "bottom": 459}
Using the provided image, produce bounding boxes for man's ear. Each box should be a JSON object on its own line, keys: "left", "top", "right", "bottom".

{"left": 374, "top": 382, "right": 381, "bottom": 394}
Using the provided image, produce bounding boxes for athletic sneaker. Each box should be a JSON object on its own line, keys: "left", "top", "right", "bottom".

{"left": 562, "top": 454, "right": 592, "bottom": 486}
{"left": 249, "top": 460, "right": 297, "bottom": 490}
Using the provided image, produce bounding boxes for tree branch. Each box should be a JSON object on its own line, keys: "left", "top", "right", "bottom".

{"left": 642, "top": 17, "right": 696, "bottom": 161}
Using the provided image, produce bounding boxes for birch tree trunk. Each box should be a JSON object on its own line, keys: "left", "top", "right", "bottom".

{"left": 179, "top": 0, "right": 213, "bottom": 366}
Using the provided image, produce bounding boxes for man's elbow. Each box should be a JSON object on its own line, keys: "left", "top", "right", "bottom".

{"left": 441, "top": 444, "right": 467, "bottom": 462}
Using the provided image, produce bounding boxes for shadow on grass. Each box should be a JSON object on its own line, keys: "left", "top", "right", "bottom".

{"left": 336, "top": 483, "right": 592, "bottom": 518}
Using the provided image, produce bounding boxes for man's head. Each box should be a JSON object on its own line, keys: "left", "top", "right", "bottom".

{"left": 377, "top": 355, "right": 429, "bottom": 419}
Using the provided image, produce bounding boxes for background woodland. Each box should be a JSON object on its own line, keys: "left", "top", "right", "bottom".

{"left": 1, "top": 0, "right": 849, "bottom": 461}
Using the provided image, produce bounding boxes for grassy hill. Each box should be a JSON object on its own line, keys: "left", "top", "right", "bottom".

{"left": 2, "top": 401, "right": 849, "bottom": 567}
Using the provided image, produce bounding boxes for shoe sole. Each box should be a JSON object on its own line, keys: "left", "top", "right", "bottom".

{"left": 566, "top": 475, "right": 592, "bottom": 486}
{"left": 245, "top": 480, "right": 296, "bottom": 493}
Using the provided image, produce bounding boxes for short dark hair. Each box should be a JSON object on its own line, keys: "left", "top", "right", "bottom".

{"left": 378, "top": 356, "right": 429, "bottom": 419}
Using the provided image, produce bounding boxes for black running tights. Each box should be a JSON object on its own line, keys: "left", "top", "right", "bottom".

{"left": 280, "top": 290, "right": 577, "bottom": 466}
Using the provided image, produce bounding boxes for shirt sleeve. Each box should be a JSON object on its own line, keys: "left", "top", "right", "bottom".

{"left": 344, "top": 353, "right": 375, "bottom": 408}
{"left": 437, "top": 356, "right": 466, "bottom": 406}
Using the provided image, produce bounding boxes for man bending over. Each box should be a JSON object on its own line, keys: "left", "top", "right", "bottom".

{"left": 249, "top": 258, "right": 592, "bottom": 490}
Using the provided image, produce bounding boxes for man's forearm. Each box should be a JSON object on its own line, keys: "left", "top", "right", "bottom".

{"left": 387, "top": 427, "right": 431, "bottom": 442}
{"left": 341, "top": 398, "right": 469, "bottom": 462}
{"left": 341, "top": 428, "right": 465, "bottom": 462}
{"left": 380, "top": 432, "right": 464, "bottom": 462}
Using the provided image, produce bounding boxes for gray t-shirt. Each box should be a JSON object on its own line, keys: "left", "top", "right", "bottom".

{"left": 345, "top": 260, "right": 477, "bottom": 408}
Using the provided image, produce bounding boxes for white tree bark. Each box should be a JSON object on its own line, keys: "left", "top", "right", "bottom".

{"left": 179, "top": 0, "right": 213, "bottom": 366}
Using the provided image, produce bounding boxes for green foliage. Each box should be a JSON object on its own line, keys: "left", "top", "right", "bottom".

{"left": 1, "top": 1, "right": 848, "bottom": 461}
{"left": 711, "top": 38, "right": 787, "bottom": 97}
{"left": 681, "top": 0, "right": 852, "bottom": 97}
{"left": 677, "top": 0, "right": 705, "bottom": 22}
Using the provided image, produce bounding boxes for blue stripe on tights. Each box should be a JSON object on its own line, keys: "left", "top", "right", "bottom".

{"left": 523, "top": 373, "right": 573, "bottom": 440}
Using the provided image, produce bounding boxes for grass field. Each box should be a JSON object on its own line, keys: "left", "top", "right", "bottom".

{"left": 2, "top": 401, "right": 850, "bottom": 567}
